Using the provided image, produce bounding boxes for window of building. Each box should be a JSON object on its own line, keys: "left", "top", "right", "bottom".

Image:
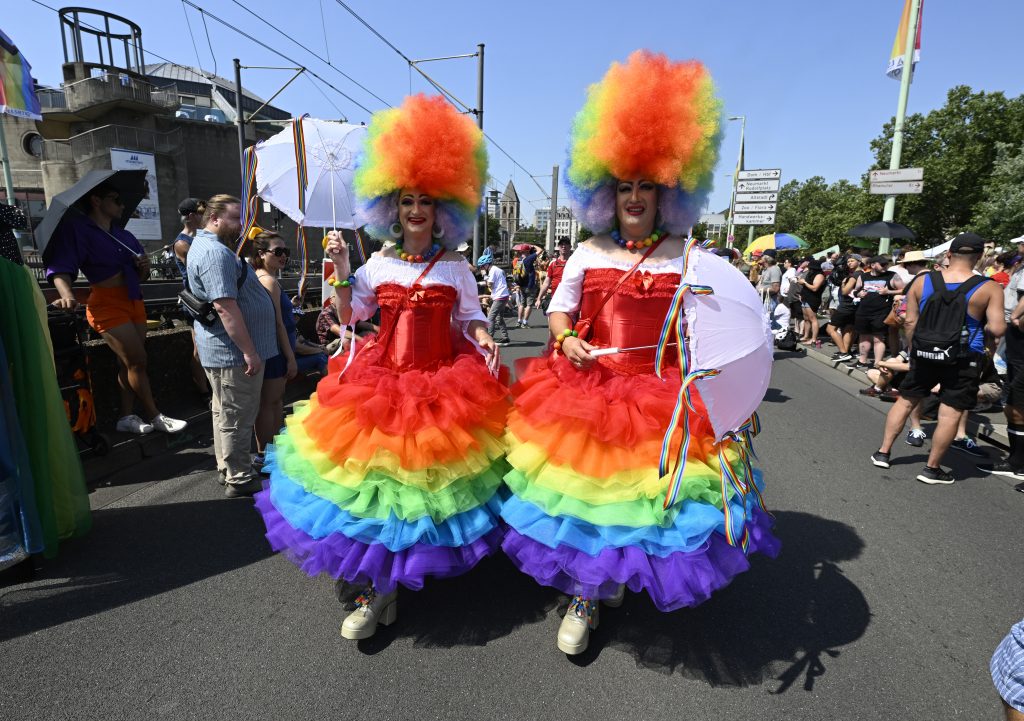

{"left": 21, "top": 132, "right": 43, "bottom": 158}
{"left": 179, "top": 94, "right": 196, "bottom": 105}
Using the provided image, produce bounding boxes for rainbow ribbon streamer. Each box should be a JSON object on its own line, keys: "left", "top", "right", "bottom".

{"left": 293, "top": 115, "right": 309, "bottom": 214}
{"left": 236, "top": 145, "right": 260, "bottom": 256}
{"left": 657, "top": 237, "right": 724, "bottom": 509}
{"left": 292, "top": 115, "right": 311, "bottom": 298}
{"left": 717, "top": 444, "right": 751, "bottom": 553}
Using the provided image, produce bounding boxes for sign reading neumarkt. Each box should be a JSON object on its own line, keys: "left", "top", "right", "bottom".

{"left": 734, "top": 168, "right": 782, "bottom": 225}
{"left": 869, "top": 168, "right": 924, "bottom": 195}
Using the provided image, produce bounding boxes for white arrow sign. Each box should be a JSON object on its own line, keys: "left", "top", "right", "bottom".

{"left": 735, "top": 202, "right": 777, "bottom": 213}
{"left": 733, "top": 213, "right": 776, "bottom": 226}
{"left": 736, "top": 192, "right": 777, "bottom": 203}
{"left": 870, "top": 167, "right": 923, "bottom": 183}
{"left": 869, "top": 180, "right": 924, "bottom": 195}
{"left": 738, "top": 168, "right": 782, "bottom": 180}
{"left": 736, "top": 179, "right": 781, "bottom": 192}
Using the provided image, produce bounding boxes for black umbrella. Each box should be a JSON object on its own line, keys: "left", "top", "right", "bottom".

{"left": 37, "top": 169, "right": 149, "bottom": 261}
{"left": 847, "top": 221, "right": 916, "bottom": 240}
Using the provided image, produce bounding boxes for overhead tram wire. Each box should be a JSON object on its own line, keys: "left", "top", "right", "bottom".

{"left": 181, "top": 0, "right": 375, "bottom": 117}
{"left": 29, "top": 0, "right": 361, "bottom": 121}
{"left": 227, "top": 0, "right": 393, "bottom": 109}
{"left": 331, "top": 0, "right": 551, "bottom": 200}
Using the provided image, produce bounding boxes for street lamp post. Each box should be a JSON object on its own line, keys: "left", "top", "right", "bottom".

{"left": 725, "top": 115, "right": 745, "bottom": 250}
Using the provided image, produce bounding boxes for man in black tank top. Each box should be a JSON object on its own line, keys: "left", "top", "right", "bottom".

{"left": 871, "top": 234, "right": 1005, "bottom": 485}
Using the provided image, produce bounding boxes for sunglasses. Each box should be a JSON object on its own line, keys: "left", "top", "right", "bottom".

{"left": 265, "top": 247, "right": 291, "bottom": 257}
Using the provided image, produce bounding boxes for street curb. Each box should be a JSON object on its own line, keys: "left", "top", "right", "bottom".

{"left": 82, "top": 377, "right": 319, "bottom": 486}
{"left": 795, "top": 342, "right": 1008, "bottom": 448}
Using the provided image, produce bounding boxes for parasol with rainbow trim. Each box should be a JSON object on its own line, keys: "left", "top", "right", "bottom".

{"left": 744, "top": 232, "right": 807, "bottom": 257}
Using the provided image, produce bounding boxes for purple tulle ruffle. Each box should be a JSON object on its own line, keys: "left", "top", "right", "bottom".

{"left": 502, "top": 507, "right": 780, "bottom": 612}
{"left": 256, "top": 489, "right": 501, "bottom": 593}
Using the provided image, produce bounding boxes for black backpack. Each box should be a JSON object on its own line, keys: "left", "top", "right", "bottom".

{"left": 910, "top": 271, "right": 987, "bottom": 365}
{"left": 775, "top": 329, "right": 798, "bottom": 351}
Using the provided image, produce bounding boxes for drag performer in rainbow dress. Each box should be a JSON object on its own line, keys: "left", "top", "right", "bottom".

{"left": 500, "top": 51, "right": 780, "bottom": 655}
{"left": 255, "top": 95, "right": 508, "bottom": 640}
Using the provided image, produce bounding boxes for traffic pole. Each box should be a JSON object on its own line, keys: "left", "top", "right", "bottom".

{"left": 879, "top": 0, "right": 921, "bottom": 255}
{"left": 472, "top": 43, "right": 484, "bottom": 263}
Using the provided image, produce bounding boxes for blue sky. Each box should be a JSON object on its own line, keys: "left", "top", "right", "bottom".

{"left": 8, "top": 0, "right": 1024, "bottom": 220}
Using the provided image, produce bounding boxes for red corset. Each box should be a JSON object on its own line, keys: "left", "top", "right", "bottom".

{"left": 579, "top": 268, "right": 682, "bottom": 374}
{"left": 375, "top": 283, "right": 457, "bottom": 370}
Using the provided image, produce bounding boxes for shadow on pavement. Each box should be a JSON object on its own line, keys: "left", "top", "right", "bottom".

{"left": 0, "top": 499, "right": 272, "bottom": 642}
{"left": 584, "top": 510, "right": 870, "bottom": 691}
{"left": 762, "top": 387, "right": 791, "bottom": 403}
{"left": 356, "top": 553, "right": 561, "bottom": 652}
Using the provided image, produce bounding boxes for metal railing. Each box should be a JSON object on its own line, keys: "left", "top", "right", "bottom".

{"left": 42, "top": 125, "right": 184, "bottom": 163}
{"left": 37, "top": 88, "right": 68, "bottom": 111}
{"left": 62, "top": 72, "right": 179, "bottom": 113}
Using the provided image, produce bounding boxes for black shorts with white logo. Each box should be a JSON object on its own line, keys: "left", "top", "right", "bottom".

{"left": 898, "top": 351, "right": 984, "bottom": 411}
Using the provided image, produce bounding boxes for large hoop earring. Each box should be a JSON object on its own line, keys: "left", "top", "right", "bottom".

{"left": 432, "top": 223, "right": 445, "bottom": 239}
{"left": 389, "top": 222, "right": 403, "bottom": 239}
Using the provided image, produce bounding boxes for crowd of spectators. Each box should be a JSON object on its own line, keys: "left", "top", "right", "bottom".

{"left": 736, "top": 234, "right": 1024, "bottom": 490}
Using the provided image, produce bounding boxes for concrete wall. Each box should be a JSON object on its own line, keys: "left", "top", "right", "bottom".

{"left": 1, "top": 115, "right": 45, "bottom": 193}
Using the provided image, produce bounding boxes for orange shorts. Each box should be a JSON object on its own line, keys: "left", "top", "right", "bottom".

{"left": 85, "top": 285, "right": 146, "bottom": 334}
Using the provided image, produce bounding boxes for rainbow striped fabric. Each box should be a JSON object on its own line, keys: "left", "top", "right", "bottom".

{"left": 0, "top": 29, "right": 41, "bottom": 120}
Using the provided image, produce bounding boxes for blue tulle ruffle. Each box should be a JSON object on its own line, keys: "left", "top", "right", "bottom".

{"left": 268, "top": 471, "right": 503, "bottom": 552}
{"left": 501, "top": 469, "right": 769, "bottom": 558}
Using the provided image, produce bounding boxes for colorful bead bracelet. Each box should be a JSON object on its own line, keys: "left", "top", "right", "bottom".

{"left": 328, "top": 274, "right": 356, "bottom": 288}
{"left": 553, "top": 328, "right": 578, "bottom": 353}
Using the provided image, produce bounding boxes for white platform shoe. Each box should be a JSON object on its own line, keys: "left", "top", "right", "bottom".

{"left": 557, "top": 596, "right": 599, "bottom": 655}
{"left": 603, "top": 583, "right": 626, "bottom": 608}
{"left": 340, "top": 586, "right": 398, "bottom": 640}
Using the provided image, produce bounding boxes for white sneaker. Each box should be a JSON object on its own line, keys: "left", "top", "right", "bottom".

{"left": 340, "top": 587, "right": 398, "bottom": 640}
{"left": 116, "top": 414, "right": 153, "bottom": 434}
{"left": 557, "top": 596, "right": 598, "bottom": 655}
{"left": 151, "top": 413, "right": 187, "bottom": 433}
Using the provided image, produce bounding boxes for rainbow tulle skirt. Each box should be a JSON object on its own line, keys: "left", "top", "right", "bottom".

{"left": 501, "top": 355, "right": 780, "bottom": 612}
{"left": 255, "top": 344, "right": 511, "bottom": 593}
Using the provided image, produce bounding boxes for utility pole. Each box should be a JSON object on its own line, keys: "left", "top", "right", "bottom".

{"left": 472, "top": 43, "right": 485, "bottom": 263}
{"left": 547, "top": 165, "right": 559, "bottom": 253}
{"left": 725, "top": 115, "right": 745, "bottom": 249}
{"left": 879, "top": 0, "right": 922, "bottom": 255}
{"left": 233, "top": 58, "right": 246, "bottom": 181}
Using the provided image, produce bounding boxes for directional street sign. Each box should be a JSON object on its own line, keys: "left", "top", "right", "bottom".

{"left": 733, "top": 212, "right": 777, "bottom": 226}
{"left": 870, "top": 167, "right": 923, "bottom": 183}
{"left": 738, "top": 168, "right": 782, "bottom": 180}
{"left": 736, "top": 179, "right": 780, "bottom": 193}
{"left": 736, "top": 192, "right": 777, "bottom": 203}
{"left": 734, "top": 202, "right": 777, "bottom": 213}
{"left": 869, "top": 180, "right": 924, "bottom": 195}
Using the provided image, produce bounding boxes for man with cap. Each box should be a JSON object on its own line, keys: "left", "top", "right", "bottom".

{"left": 477, "top": 251, "right": 511, "bottom": 346}
{"left": 825, "top": 254, "right": 863, "bottom": 362}
{"left": 872, "top": 233, "right": 1006, "bottom": 485}
{"left": 756, "top": 249, "right": 782, "bottom": 301}
{"left": 172, "top": 198, "right": 205, "bottom": 281}
{"left": 535, "top": 237, "right": 573, "bottom": 311}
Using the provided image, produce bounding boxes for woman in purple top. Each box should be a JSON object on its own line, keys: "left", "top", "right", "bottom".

{"left": 45, "top": 183, "right": 187, "bottom": 435}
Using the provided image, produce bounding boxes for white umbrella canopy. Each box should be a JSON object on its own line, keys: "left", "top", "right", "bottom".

{"left": 255, "top": 118, "right": 367, "bottom": 228}
{"left": 684, "top": 249, "right": 774, "bottom": 441}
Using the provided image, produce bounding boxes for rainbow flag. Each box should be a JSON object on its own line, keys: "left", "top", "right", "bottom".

{"left": 0, "top": 28, "right": 41, "bottom": 120}
{"left": 886, "top": 0, "right": 923, "bottom": 81}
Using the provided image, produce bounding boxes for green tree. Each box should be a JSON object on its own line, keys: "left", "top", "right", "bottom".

{"left": 576, "top": 226, "right": 593, "bottom": 244}
{"left": 868, "top": 86, "right": 1024, "bottom": 243}
{"left": 513, "top": 225, "right": 545, "bottom": 246}
{"left": 971, "top": 142, "right": 1024, "bottom": 242}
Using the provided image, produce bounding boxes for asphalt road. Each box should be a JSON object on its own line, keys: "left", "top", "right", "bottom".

{"left": 2, "top": 322, "right": 1022, "bottom": 721}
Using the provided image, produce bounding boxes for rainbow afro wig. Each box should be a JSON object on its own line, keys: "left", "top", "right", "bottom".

{"left": 354, "top": 94, "right": 488, "bottom": 248}
{"left": 565, "top": 50, "right": 723, "bottom": 235}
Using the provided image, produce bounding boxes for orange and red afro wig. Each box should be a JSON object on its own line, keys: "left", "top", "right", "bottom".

{"left": 566, "top": 51, "right": 722, "bottom": 235}
{"left": 354, "top": 94, "right": 488, "bottom": 247}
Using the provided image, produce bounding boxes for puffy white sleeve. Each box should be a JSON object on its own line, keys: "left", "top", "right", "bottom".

{"left": 348, "top": 259, "right": 379, "bottom": 323}
{"left": 452, "top": 262, "right": 487, "bottom": 325}
{"left": 547, "top": 248, "right": 587, "bottom": 315}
